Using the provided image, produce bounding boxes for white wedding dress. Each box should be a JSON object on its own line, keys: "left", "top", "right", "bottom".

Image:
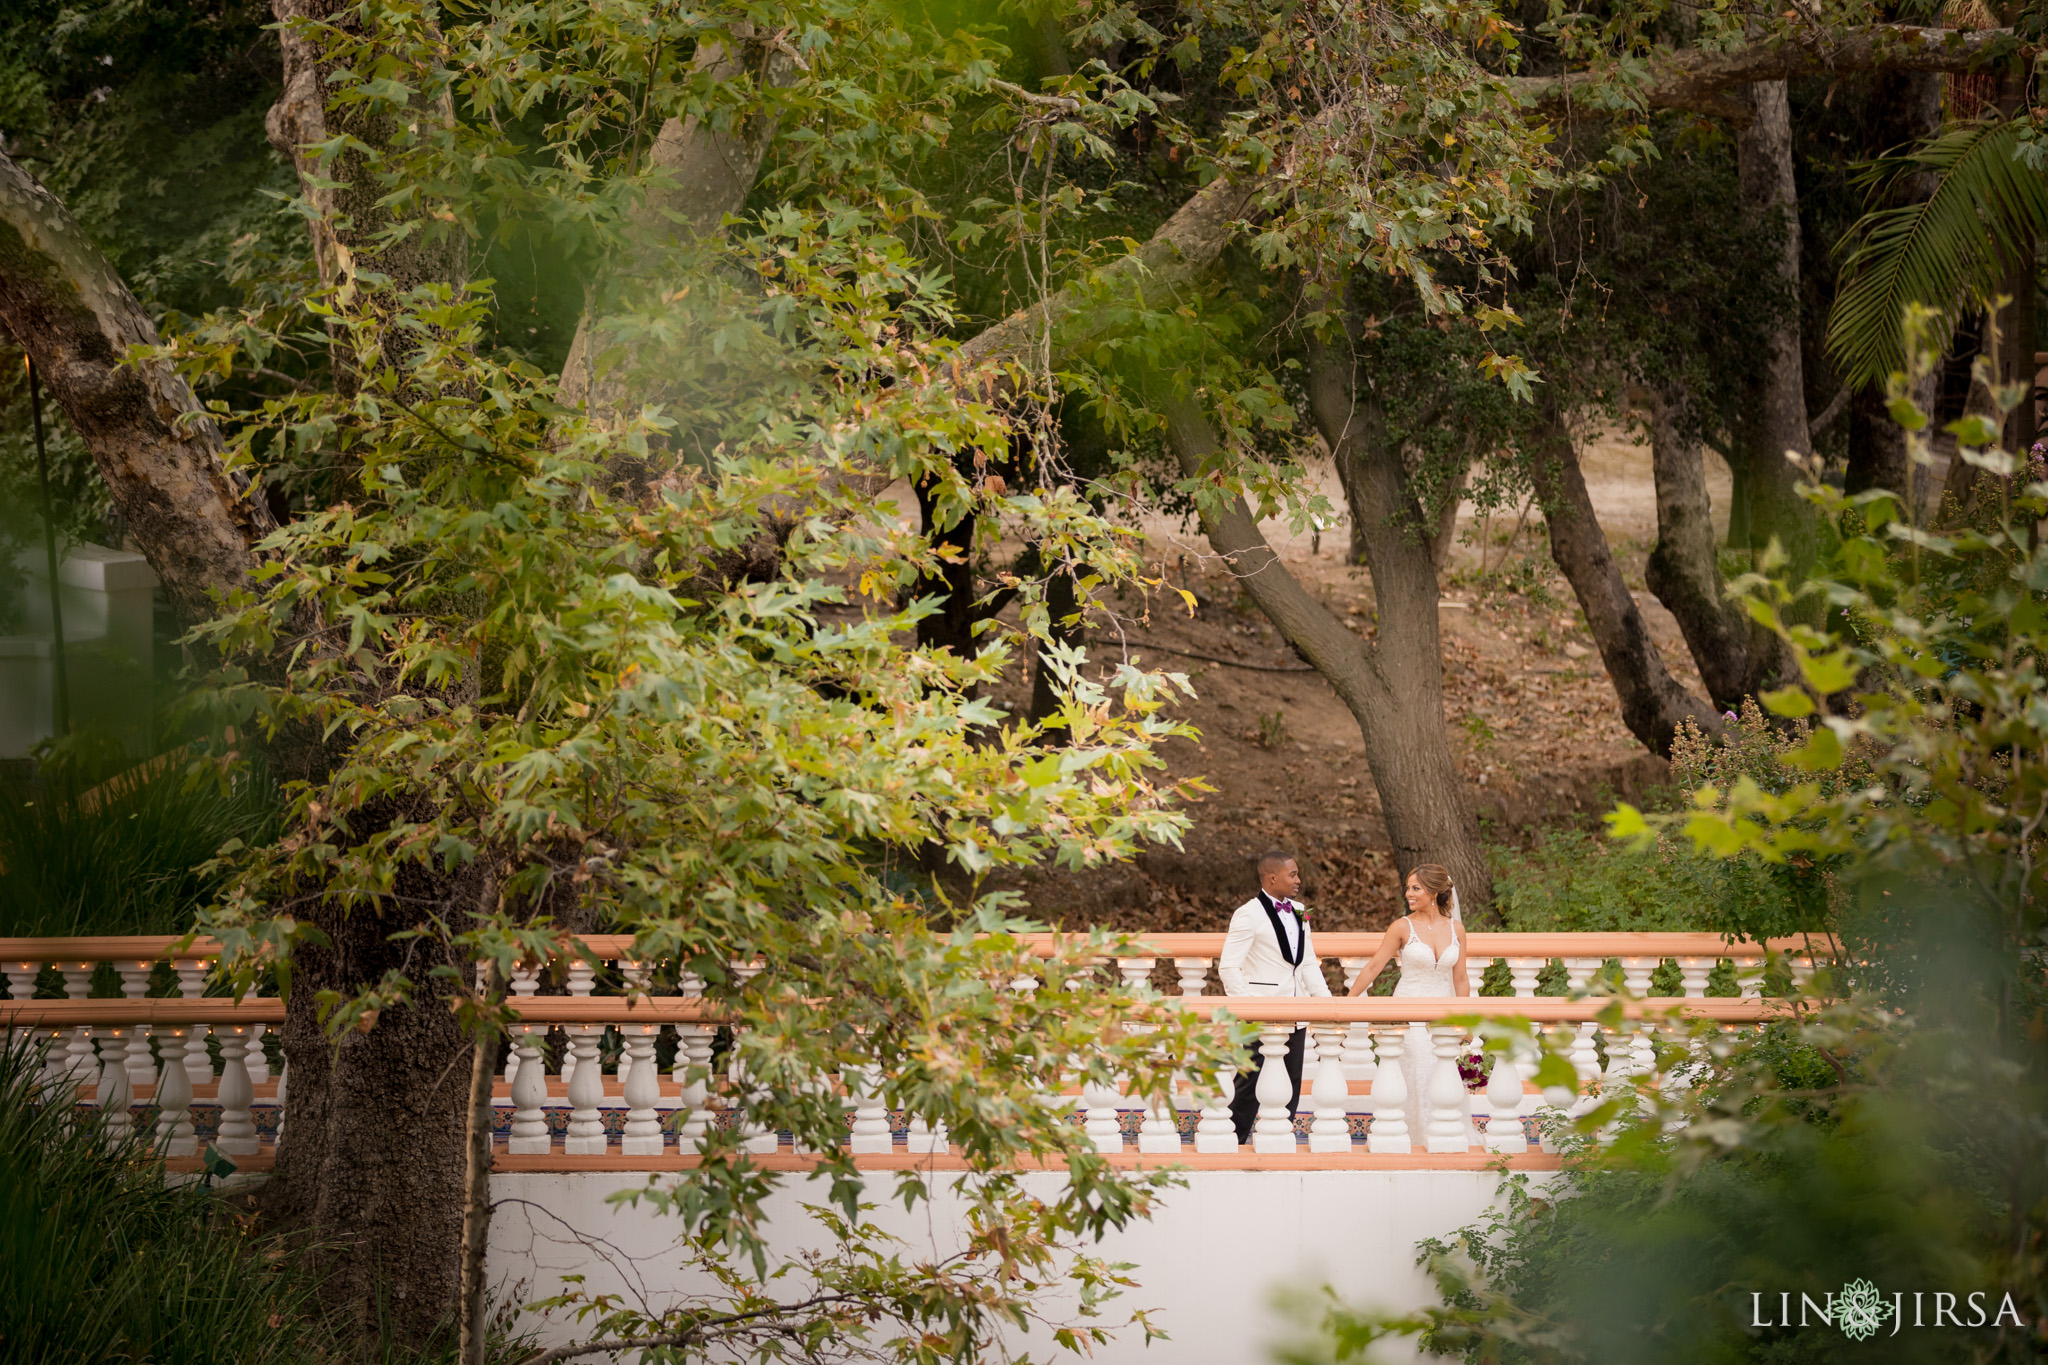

{"left": 1389, "top": 917, "right": 1478, "bottom": 1147}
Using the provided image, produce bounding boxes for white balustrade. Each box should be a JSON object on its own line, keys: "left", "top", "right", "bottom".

{"left": 1308, "top": 1024, "right": 1351, "bottom": 1153}
{"left": 562, "top": 1025, "right": 607, "bottom": 1155}
{"left": 1250, "top": 1025, "right": 1297, "bottom": 1154}
{"left": 846, "top": 1064, "right": 892, "bottom": 1154}
{"left": 620, "top": 1024, "right": 663, "bottom": 1156}
{"left": 1677, "top": 956, "right": 1712, "bottom": 998}
{"left": 1507, "top": 956, "right": 1544, "bottom": 998}
{"left": 1366, "top": 1024, "right": 1409, "bottom": 1153}
{"left": 174, "top": 961, "right": 213, "bottom": 1089}
{"left": 508, "top": 1027, "right": 551, "bottom": 1154}
{"left": 1483, "top": 1045, "right": 1527, "bottom": 1155}
{"left": 97, "top": 1030, "right": 136, "bottom": 1140}
{"left": 1336, "top": 958, "right": 1377, "bottom": 1116}
{"left": 559, "top": 960, "right": 597, "bottom": 1088}
{"left": 905, "top": 1112, "right": 949, "bottom": 1154}
{"left": 112, "top": 963, "right": 157, "bottom": 1090}
{"left": 154, "top": 1024, "right": 196, "bottom": 1155}
{"left": 1424, "top": 1025, "right": 1472, "bottom": 1154}
{"left": 215, "top": 1026, "right": 259, "bottom": 1155}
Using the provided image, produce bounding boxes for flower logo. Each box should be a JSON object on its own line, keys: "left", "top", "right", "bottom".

{"left": 1834, "top": 1279, "right": 1894, "bottom": 1341}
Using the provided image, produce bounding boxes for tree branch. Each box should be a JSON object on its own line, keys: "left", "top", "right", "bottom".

{"left": 1509, "top": 26, "right": 2023, "bottom": 123}
{"left": 0, "top": 147, "right": 270, "bottom": 610}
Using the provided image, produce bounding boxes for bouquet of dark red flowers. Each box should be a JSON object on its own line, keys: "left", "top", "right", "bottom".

{"left": 1456, "top": 1049, "right": 1491, "bottom": 1093}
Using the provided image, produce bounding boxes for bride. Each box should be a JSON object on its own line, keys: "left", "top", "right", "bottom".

{"left": 1346, "top": 864, "right": 1474, "bottom": 1146}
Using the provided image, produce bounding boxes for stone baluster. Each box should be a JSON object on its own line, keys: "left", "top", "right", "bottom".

{"left": 174, "top": 960, "right": 214, "bottom": 1089}
{"left": 114, "top": 961, "right": 159, "bottom": 1091}
{"left": 1534, "top": 1024, "right": 1574, "bottom": 1153}
{"left": 215, "top": 1025, "right": 259, "bottom": 1155}
{"left": 1336, "top": 959, "right": 1377, "bottom": 1118}
{"left": 1738, "top": 954, "right": 1766, "bottom": 998}
{"left": 1172, "top": 957, "right": 1211, "bottom": 997}
{"left": 615, "top": 960, "right": 653, "bottom": 1094}
{"left": 1191, "top": 1021, "right": 1238, "bottom": 1154}
{"left": 905, "top": 1112, "right": 949, "bottom": 1154}
{"left": 1366, "top": 1024, "right": 1410, "bottom": 1153}
{"left": 1081, "top": 1071, "right": 1125, "bottom": 1153}
{"left": 59, "top": 962, "right": 98, "bottom": 1099}
{"left": 1425, "top": 1025, "right": 1472, "bottom": 1153}
{"left": 504, "top": 962, "right": 539, "bottom": 1086}
{"left": 1114, "top": 958, "right": 1155, "bottom": 1142}
{"left": 1677, "top": 956, "right": 1712, "bottom": 998}
{"left": 97, "top": 1030, "right": 136, "bottom": 1140}
{"left": 4, "top": 961, "right": 41, "bottom": 1071}
{"left": 562, "top": 1025, "right": 607, "bottom": 1155}
{"left": 560, "top": 959, "right": 597, "bottom": 1089}
{"left": 1250, "top": 1024, "right": 1298, "bottom": 1154}
{"left": 1483, "top": 1045, "right": 1527, "bottom": 1154}
{"left": 245, "top": 1023, "right": 270, "bottom": 1087}
{"left": 619, "top": 1024, "right": 664, "bottom": 1156}
{"left": 1507, "top": 957, "right": 1543, "bottom": 998}
{"left": 153, "top": 1024, "right": 196, "bottom": 1155}
{"left": 728, "top": 962, "right": 779, "bottom": 1155}
{"left": 273, "top": 1057, "right": 287, "bottom": 1147}
{"left": 1619, "top": 956, "right": 1656, "bottom": 998}
{"left": 1307, "top": 1025, "right": 1352, "bottom": 1153}
{"left": 1562, "top": 957, "right": 1600, "bottom": 1114}
{"left": 508, "top": 1027, "right": 552, "bottom": 1154}
{"left": 847, "top": 1064, "right": 893, "bottom": 1154}
{"left": 673, "top": 971, "right": 715, "bottom": 1146}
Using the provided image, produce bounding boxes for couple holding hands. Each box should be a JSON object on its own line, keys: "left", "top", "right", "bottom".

{"left": 1218, "top": 851, "right": 1469, "bottom": 1146}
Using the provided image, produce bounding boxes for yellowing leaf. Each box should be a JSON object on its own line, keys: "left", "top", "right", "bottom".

{"left": 1761, "top": 686, "right": 1815, "bottom": 719}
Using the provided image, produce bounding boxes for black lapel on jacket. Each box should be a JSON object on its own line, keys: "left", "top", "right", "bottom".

{"left": 1257, "top": 890, "right": 1302, "bottom": 967}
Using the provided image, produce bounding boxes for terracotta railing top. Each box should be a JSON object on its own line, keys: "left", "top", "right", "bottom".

{"left": 0, "top": 994, "right": 1783, "bottom": 1027}
{"left": 1, "top": 929, "right": 1839, "bottom": 965}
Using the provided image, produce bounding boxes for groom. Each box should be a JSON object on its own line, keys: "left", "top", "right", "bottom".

{"left": 1218, "top": 850, "right": 1331, "bottom": 1145}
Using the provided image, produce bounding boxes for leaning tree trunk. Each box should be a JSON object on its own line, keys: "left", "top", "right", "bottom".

{"left": 0, "top": 149, "right": 271, "bottom": 612}
{"left": 1642, "top": 383, "right": 1783, "bottom": 709}
{"left": 1156, "top": 334, "right": 1491, "bottom": 917}
{"left": 1733, "top": 80, "right": 1819, "bottom": 591}
{"left": 1529, "top": 405, "right": 1721, "bottom": 756}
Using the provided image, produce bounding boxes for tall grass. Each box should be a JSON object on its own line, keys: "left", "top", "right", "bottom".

{"left": 0, "top": 761, "right": 277, "bottom": 937}
{"left": 0, "top": 1039, "right": 323, "bottom": 1364}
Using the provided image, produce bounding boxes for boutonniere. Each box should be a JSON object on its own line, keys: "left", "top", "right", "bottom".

{"left": 1293, "top": 903, "right": 1314, "bottom": 923}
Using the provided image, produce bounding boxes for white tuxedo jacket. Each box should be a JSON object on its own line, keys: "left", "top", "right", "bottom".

{"left": 1218, "top": 893, "right": 1331, "bottom": 998}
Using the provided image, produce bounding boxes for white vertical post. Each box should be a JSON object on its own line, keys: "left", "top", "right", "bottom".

{"left": 1171, "top": 957, "right": 1211, "bottom": 996}
{"left": 215, "top": 1026, "right": 258, "bottom": 1155}
{"left": 174, "top": 961, "right": 214, "bottom": 1090}
{"left": 847, "top": 1065, "right": 892, "bottom": 1154}
{"left": 60, "top": 962, "right": 97, "bottom": 1102}
{"left": 562, "top": 1026, "right": 607, "bottom": 1155}
{"left": 154, "top": 1025, "right": 196, "bottom": 1155}
{"left": 96, "top": 1029, "right": 135, "bottom": 1140}
{"left": 677, "top": 970, "right": 714, "bottom": 1147}
{"left": 1483, "top": 1045, "right": 1527, "bottom": 1154}
{"left": 1619, "top": 957, "right": 1656, "bottom": 998}
{"left": 1425, "top": 1025, "right": 1472, "bottom": 1153}
{"left": 1191, "top": 1022, "right": 1237, "bottom": 1154}
{"left": 114, "top": 961, "right": 157, "bottom": 1091}
{"left": 4, "top": 962, "right": 41, "bottom": 1073}
{"left": 1250, "top": 1024, "right": 1297, "bottom": 1154}
{"left": 245, "top": 1024, "right": 270, "bottom": 1087}
{"left": 1307, "top": 1025, "right": 1352, "bottom": 1153}
{"left": 616, "top": 960, "right": 652, "bottom": 1093}
{"left": 619, "top": 1024, "right": 663, "bottom": 1156}
{"left": 1366, "top": 1024, "right": 1410, "bottom": 1153}
{"left": 1508, "top": 957, "right": 1543, "bottom": 998}
{"left": 505, "top": 963, "right": 539, "bottom": 1086}
{"left": 508, "top": 1027, "right": 551, "bottom": 1154}
{"left": 560, "top": 959, "right": 596, "bottom": 1088}
{"left": 1114, "top": 958, "right": 1154, "bottom": 1138}
{"left": 905, "top": 1112, "right": 949, "bottom": 1154}
{"left": 272, "top": 1056, "right": 287, "bottom": 1148}
{"left": 1082, "top": 1072, "right": 1125, "bottom": 1153}
{"left": 1337, "top": 958, "right": 1377, "bottom": 1118}
{"left": 1677, "top": 957, "right": 1712, "bottom": 998}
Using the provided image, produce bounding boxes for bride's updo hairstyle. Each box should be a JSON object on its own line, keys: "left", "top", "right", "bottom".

{"left": 1410, "top": 863, "right": 1454, "bottom": 912}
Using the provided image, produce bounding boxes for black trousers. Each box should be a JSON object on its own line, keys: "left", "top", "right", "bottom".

{"left": 1230, "top": 1026, "right": 1305, "bottom": 1145}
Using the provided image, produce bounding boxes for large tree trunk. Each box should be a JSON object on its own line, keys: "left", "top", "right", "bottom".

{"left": 0, "top": 149, "right": 271, "bottom": 612}
{"left": 1529, "top": 406, "right": 1721, "bottom": 756}
{"left": 1158, "top": 341, "right": 1491, "bottom": 917}
{"left": 1642, "top": 384, "right": 1781, "bottom": 709}
{"left": 1733, "top": 80, "right": 1819, "bottom": 588}
{"left": 266, "top": 850, "right": 474, "bottom": 1348}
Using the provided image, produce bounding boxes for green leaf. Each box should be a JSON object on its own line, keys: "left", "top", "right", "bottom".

{"left": 1761, "top": 686, "right": 1816, "bottom": 719}
{"left": 1799, "top": 649, "right": 1858, "bottom": 695}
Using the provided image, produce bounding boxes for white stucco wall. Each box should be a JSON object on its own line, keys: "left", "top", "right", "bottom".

{"left": 490, "top": 1167, "right": 1552, "bottom": 1362}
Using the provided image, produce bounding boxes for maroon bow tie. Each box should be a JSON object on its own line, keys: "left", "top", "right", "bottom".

{"left": 1276, "top": 900, "right": 1297, "bottom": 914}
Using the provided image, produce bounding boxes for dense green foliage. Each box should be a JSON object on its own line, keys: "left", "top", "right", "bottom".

{"left": 0, "top": 762, "right": 276, "bottom": 937}
{"left": 1296, "top": 321, "right": 2048, "bottom": 1363}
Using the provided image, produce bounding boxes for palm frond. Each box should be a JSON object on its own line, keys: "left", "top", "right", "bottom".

{"left": 1826, "top": 119, "right": 2048, "bottom": 389}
